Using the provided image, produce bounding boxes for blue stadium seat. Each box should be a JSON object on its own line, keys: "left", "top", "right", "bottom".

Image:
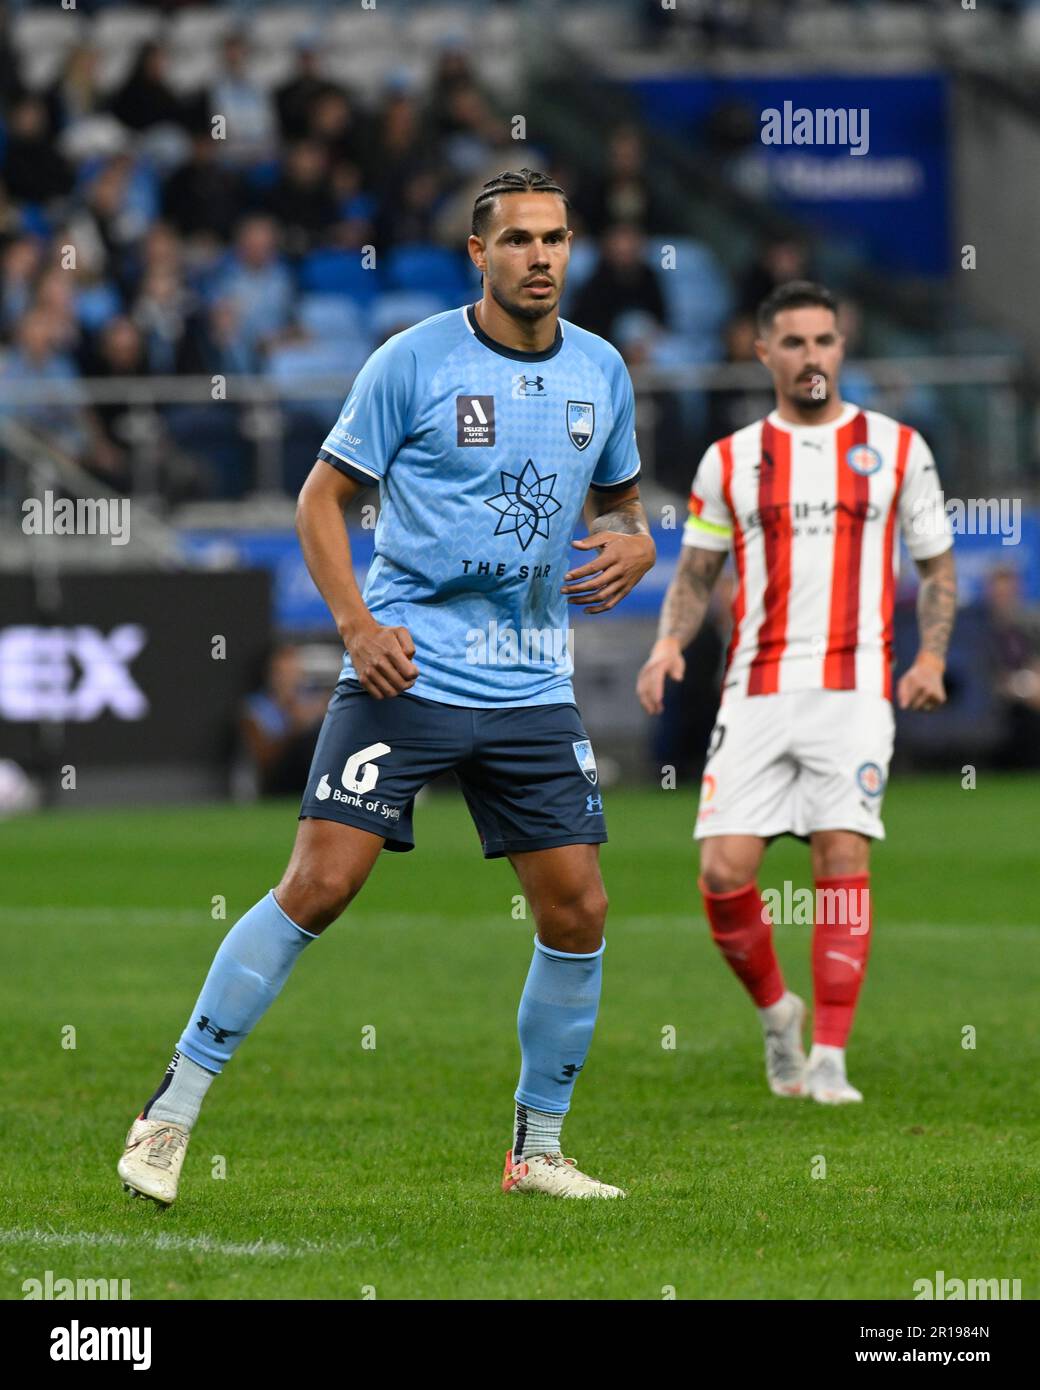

{"left": 76, "top": 283, "right": 123, "bottom": 332}
{"left": 298, "top": 250, "right": 380, "bottom": 306}
{"left": 383, "top": 243, "right": 471, "bottom": 302}
{"left": 297, "top": 294, "right": 367, "bottom": 344}
{"left": 368, "top": 291, "right": 450, "bottom": 343}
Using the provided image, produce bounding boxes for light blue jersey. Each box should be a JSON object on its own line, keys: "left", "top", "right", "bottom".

{"left": 318, "top": 303, "right": 641, "bottom": 706}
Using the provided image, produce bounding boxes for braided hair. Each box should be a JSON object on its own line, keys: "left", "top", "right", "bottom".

{"left": 471, "top": 167, "right": 569, "bottom": 239}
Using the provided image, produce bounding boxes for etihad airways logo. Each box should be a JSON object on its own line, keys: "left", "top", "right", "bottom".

{"left": 743, "top": 498, "right": 881, "bottom": 532}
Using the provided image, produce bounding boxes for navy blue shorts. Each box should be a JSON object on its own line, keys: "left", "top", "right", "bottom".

{"left": 299, "top": 681, "right": 607, "bottom": 858}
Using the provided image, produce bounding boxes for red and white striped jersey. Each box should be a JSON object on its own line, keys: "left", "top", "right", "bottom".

{"left": 683, "top": 402, "right": 953, "bottom": 701}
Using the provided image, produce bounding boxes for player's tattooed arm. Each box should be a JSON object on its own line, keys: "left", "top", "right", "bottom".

{"left": 297, "top": 460, "right": 419, "bottom": 699}
{"left": 562, "top": 485, "right": 656, "bottom": 614}
{"left": 898, "top": 547, "right": 957, "bottom": 712}
{"left": 636, "top": 546, "right": 727, "bottom": 715}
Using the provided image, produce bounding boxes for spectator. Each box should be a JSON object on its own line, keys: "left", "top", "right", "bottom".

{"left": 0, "top": 306, "right": 118, "bottom": 474}
{"left": 162, "top": 131, "right": 249, "bottom": 246}
{"left": 239, "top": 644, "right": 327, "bottom": 796}
{"left": 577, "top": 125, "right": 667, "bottom": 236}
{"left": 737, "top": 237, "right": 812, "bottom": 317}
{"left": 1, "top": 236, "right": 44, "bottom": 336}
{"left": 307, "top": 88, "right": 367, "bottom": 170}
{"left": 81, "top": 315, "right": 150, "bottom": 480}
{"left": 210, "top": 34, "right": 277, "bottom": 166}
{"left": 570, "top": 222, "right": 667, "bottom": 342}
{"left": 110, "top": 43, "right": 189, "bottom": 133}
{"left": 275, "top": 37, "right": 335, "bottom": 141}
{"left": 986, "top": 565, "right": 1040, "bottom": 768}
{"left": 208, "top": 215, "right": 294, "bottom": 369}
{"left": 2, "top": 98, "right": 75, "bottom": 206}
{"left": 47, "top": 44, "right": 106, "bottom": 132}
{"left": 263, "top": 141, "right": 338, "bottom": 256}
{"left": 703, "top": 312, "right": 775, "bottom": 445}
{"left": 61, "top": 156, "right": 146, "bottom": 291}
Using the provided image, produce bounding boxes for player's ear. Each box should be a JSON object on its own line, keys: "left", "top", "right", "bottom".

{"left": 467, "top": 234, "right": 487, "bottom": 273}
{"left": 753, "top": 336, "right": 769, "bottom": 367}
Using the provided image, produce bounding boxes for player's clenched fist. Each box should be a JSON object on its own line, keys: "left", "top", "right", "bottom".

{"left": 347, "top": 621, "right": 419, "bottom": 699}
{"left": 897, "top": 651, "right": 946, "bottom": 712}
{"left": 636, "top": 637, "right": 686, "bottom": 715}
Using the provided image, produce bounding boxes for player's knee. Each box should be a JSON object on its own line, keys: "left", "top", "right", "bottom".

{"left": 699, "top": 847, "right": 756, "bottom": 896}
{"left": 536, "top": 884, "right": 607, "bottom": 953}
{"left": 700, "top": 867, "right": 752, "bottom": 895}
{"left": 275, "top": 863, "right": 360, "bottom": 933}
{"left": 815, "top": 849, "right": 869, "bottom": 880}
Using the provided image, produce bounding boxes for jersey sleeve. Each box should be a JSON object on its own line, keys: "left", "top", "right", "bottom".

{"left": 318, "top": 333, "right": 418, "bottom": 485}
{"left": 682, "top": 443, "right": 733, "bottom": 552}
{"left": 590, "top": 356, "right": 642, "bottom": 492}
{"left": 898, "top": 429, "right": 954, "bottom": 561}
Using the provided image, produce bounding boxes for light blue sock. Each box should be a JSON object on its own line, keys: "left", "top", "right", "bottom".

{"left": 515, "top": 936, "right": 604, "bottom": 1116}
{"left": 175, "top": 890, "right": 318, "bottom": 1073}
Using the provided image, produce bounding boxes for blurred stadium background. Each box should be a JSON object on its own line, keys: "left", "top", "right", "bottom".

{"left": 2, "top": 0, "right": 1039, "bottom": 810}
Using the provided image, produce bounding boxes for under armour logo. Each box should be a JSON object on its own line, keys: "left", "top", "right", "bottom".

{"left": 555, "top": 1062, "right": 584, "bottom": 1083}
{"left": 196, "top": 1016, "right": 238, "bottom": 1045}
{"left": 512, "top": 374, "right": 545, "bottom": 397}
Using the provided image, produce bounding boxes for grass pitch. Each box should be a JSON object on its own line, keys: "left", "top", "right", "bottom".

{"left": 1, "top": 775, "right": 1037, "bottom": 1300}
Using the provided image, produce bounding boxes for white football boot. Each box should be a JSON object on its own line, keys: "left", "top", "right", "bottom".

{"left": 502, "top": 1150, "right": 626, "bottom": 1199}
{"left": 806, "top": 1044, "right": 863, "bottom": 1104}
{"left": 118, "top": 1115, "right": 191, "bottom": 1205}
{"left": 760, "top": 991, "right": 808, "bottom": 1097}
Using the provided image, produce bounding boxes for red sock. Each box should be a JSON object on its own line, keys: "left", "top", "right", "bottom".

{"left": 700, "top": 878, "right": 785, "bottom": 1008}
{"left": 812, "top": 874, "right": 872, "bottom": 1046}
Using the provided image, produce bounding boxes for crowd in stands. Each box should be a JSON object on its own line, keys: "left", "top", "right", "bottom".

{"left": 0, "top": 6, "right": 751, "bottom": 497}
{"left": 0, "top": 4, "right": 949, "bottom": 501}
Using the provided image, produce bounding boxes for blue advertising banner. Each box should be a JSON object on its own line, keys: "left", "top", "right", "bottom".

{"left": 179, "top": 507, "right": 1039, "bottom": 633}
{"left": 628, "top": 73, "right": 950, "bottom": 276}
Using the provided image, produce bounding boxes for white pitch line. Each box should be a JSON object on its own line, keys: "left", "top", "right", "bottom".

{"left": 0, "top": 1228, "right": 391, "bottom": 1260}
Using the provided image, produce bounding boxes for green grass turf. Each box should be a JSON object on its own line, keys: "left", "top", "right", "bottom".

{"left": 1, "top": 775, "right": 1037, "bottom": 1300}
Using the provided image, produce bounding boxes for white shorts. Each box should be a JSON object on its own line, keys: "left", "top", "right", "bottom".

{"left": 694, "top": 689, "right": 895, "bottom": 842}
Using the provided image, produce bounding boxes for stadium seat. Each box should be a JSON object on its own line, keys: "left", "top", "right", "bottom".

{"left": 297, "top": 294, "right": 367, "bottom": 343}
{"left": 298, "top": 250, "right": 381, "bottom": 306}
{"left": 383, "top": 244, "right": 471, "bottom": 302}
{"left": 75, "top": 284, "right": 123, "bottom": 333}
{"left": 93, "top": 9, "right": 164, "bottom": 54}
{"left": 168, "top": 8, "right": 237, "bottom": 56}
{"left": 369, "top": 292, "right": 451, "bottom": 343}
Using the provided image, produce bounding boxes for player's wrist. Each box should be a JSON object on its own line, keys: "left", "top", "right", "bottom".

{"left": 339, "top": 612, "right": 380, "bottom": 649}
{"left": 651, "top": 636, "right": 682, "bottom": 660}
{"left": 915, "top": 649, "right": 946, "bottom": 673}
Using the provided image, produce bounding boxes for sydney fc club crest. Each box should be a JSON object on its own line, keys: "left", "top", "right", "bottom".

{"left": 846, "top": 443, "right": 882, "bottom": 476}
{"left": 573, "top": 739, "right": 598, "bottom": 785}
{"left": 567, "top": 400, "right": 595, "bottom": 451}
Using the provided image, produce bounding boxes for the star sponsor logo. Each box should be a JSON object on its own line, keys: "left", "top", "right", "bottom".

{"left": 484, "top": 459, "right": 561, "bottom": 550}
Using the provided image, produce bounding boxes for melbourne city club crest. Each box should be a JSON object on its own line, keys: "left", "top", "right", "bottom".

{"left": 572, "top": 740, "right": 598, "bottom": 785}
{"left": 484, "top": 459, "right": 561, "bottom": 550}
{"left": 567, "top": 400, "right": 595, "bottom": 451}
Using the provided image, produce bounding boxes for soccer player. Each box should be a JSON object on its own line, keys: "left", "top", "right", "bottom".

{"left": 637, "top": 281, "right": 956, "bottom": 1103}
{"left": 118, "top": 168, "right": 654, "bottom": 1203}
